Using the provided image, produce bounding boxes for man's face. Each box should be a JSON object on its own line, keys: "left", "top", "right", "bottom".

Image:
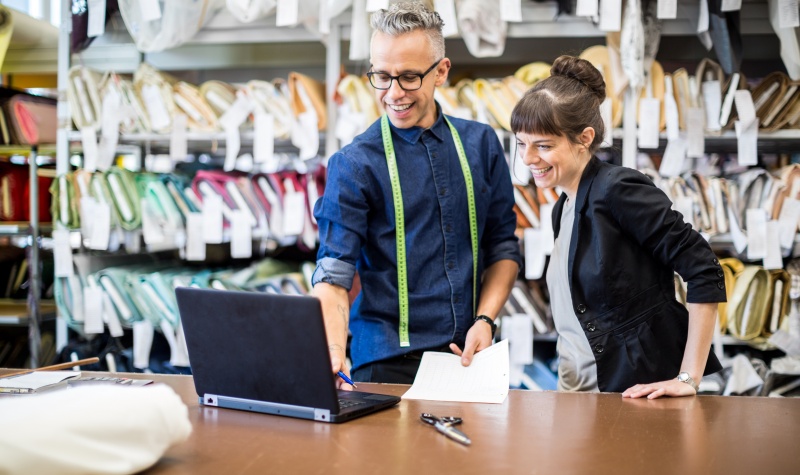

{"left": 369, "top": 30, "right": 450, "bottom": 129}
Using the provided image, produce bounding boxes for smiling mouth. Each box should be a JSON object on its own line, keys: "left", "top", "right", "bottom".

{"left": 531, "top": 166, "right": 553, "bottom": 177}
{"left": 387, "top": 103, "right": 413, "bottom": 111}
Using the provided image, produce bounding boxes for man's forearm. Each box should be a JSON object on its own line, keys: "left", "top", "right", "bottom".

{"left": 476, "top": 259, "right": 519, "bottom": 320}
{"left": 313, "top": 282, "right": 351, "bottom": 352}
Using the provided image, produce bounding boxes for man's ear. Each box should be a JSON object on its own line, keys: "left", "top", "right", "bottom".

{"left": 435, "top": 58, "right": 451, "bottom": 87}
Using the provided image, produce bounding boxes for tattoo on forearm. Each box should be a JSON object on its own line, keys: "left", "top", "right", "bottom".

{"left": 329, "top": 344, "right": 345, "bottom": 354}
{"left": 337, "top": 304, "right": 347, "bottom": 325}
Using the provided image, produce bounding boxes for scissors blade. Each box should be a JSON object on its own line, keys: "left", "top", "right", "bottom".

{"left": 435, "top": 421, "right": 471, "bottom": 446}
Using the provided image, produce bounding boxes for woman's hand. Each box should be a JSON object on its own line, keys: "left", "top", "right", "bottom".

{"left": 622, "top": 378, "right": 697, "bottom": 399}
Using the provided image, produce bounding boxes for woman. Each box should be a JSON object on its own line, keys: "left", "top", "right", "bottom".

{"left": 511, "top": 56, "right": 725, "bottom": 398}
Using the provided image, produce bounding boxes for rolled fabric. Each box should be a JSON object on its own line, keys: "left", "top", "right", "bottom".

{"left": 101, "top": 72, "right": 152, "bottom": 133}
{"left": 769, "top": 0, "right": 800, "bottom": 80}
{"left": 50, "top": 173, "right": 81, "bottom": 229}
{"left": 503, "top": 75, "right": 530, "bottom": 100}
{"left": 336, "top": 74, "right": 380, "bottom": 126}
{"left": 637, "top": 60, "right": 666, "bottom": 130}
{"left": 105, "top": 167, "right": 142, "bottom": 230}
{"left": 136, "top": 173, "right": 186, "bottom": 242}
{"left": 718, "top": 257, "right": 744, "bottom": 331}
{"left": 762, "top": 80, "right": 800, "bottom": 132}
{"left": 95, "top": 267, "right": 142, "bottom": 328}
{"left": 514, "top": 62, "right": 551, "bottom": 86}
{"left": 118, "top": 0, "right": 225, "bottom": 53}
{"left": 89, "top": 171, "right": 123, "bottom": 228}
{"left": 246, "top": 79, "right": 294, "bottom": 139}
{"left": 133, "top": 63, "right": 177, "bottom": 133}
{"left": 580, "top": 45, "right": 624, "bottom": 128}
{"left": 173, "top": 81, "right": 218, "bottom": 132}
{"left": 751, "top": 72, "right": 790, "bottom": 130}
{"left": 161, "top": 174, "right": 199, "bottom": 223}
{"left": 719, "top": 72, "right": 749, "bottom": 130}
{"left": 199, "top": 80, "right": 237, "bottom": 121}
{"left": 54, "top": 274, "right": 86, "bottom": 334}
{"left": 67, "top": 66, "right": 104, "bottom": 131}
{"left": 137, "top": 271, "right": 181, "bottom": 328}
{"left": 694, "top": 58, "right": 726, "bottom": 133}
{"left": 727, "top": 265, "right": 771, "bottom": 341}
{"left": 288, "top": 72, "right": 327, "bottom": 130}
{"left": 457, "top": 0, "right": 507, "bottom": 58}
{"left": 474, "top": 78, "right": 512, "bottom": 131}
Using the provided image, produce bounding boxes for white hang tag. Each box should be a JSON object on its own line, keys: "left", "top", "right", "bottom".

{"left": 764, "top": 221, "right": 784, "bottom": 269}
{"left": 87, "top": 0, "right": 107, "bottom": 37}
{"left": 686, "top": 107, "right": 705, "bottom": 158}
{"left": 81, "top": 127, "right": 99, "bottom": 172}
{"left": 53, "top": 229, "right": 74, "bottom": 277}
{"left": 660, "top": 137, "right": 688, "bottom": 177}
{"left": 435, "top": 0, "right": 459, "bottom": 37}
{"left": 307, "top": 177, "right": 320, "bottom": 225}
{"left": 600, "top": 97, "right": 613, "bottom": 147}
{"left": 83, "top": 284, "right": 105, "bottom": 335}
{"left": 254, "top": 112, "right": 275, "bottom": 165}
{"left": 158, "top": 319, "right": 183, "bottom": 366}
{"left": 637, "top": 98, "right": 661, "bottom": 149}
{"left": 224, "top": 125, "right": 241, "bottom": 172}
{"left": 230, "top": 210, "right": 253, "bottom": 259}
{"left": 146, "top": 154, "right": 175, "bottom": 174}
{"left": 89, "top": 201, "right": 111, "bottom": 250}
{"left": 100, "top": 87, "right": 120, "bottom": 168}
{"left": 657, "top": 0, "right": 677, "bottom": 19}
{"left": 778, "top": 198, "right": 800, "bottom": 249}
{"left": 349, "top": 0, "right": 371, "bottom": 60}
{"left": 664, "top": 76, "right": 680, "bottom": 140}
{"left": 219, "top": 92, "right": 253, "bottom": 130}
{"left": 599, "top": 0, "right": 622, "bottom": 32}
{"left": 727, "top": 205, "right": 748, "bottom": 254}
{"left": 202, "top": 193, "right": 224, "bottom": 244}
{"left": 366, "top": 0, "right": 389, "bottom": 12}
{"left": 283, "top": 190, "right": 306, "bottom": 237}
{"left": 170, "top": 113, "right": 188, "bottom": 160}
{"left": 500, "top": 0, "right": 523, "bottom": 22}
{"left": 523, "top": 229, "right": 547, "bottom": 280}
{"left": 132, "top": 320, "right": 155, "bottom": 370}
{"left": 719, "top": 73, "right": 740, "bottom": 127}
{"left": 734, "top": 90, "right": 757, "bottom": 129}
{"left": 698, "top": 0, "right": 710, "bottom": 33}
{"left": 746, "top": 209, "right": 768, "bottom": 260}
{"left": 506, "top": 314, "right": 534, "bottom": 365}
{"left": 674, "top": 196, "right": 695, "bottom": 228}
{"left": 702, "top": 80, "right": 722, "bottom": 131}
{"left": 259, "top": 177, "right": 284, "bottom": 239}
{"left": 721, "top": 0, "right": 742, "bottom": 12}
{"left": 318, "top": 0, "right": 331, "bottom": 35}
{"left": 576, "top": 0, "right": 599, "bottom": 17}
{"left": 297, "top": 111, "right": 320, "bottom": 160}
{"left": 139, "top": 0, "right": 162, "bottom": 21}
{"left": 276, "top": 0, "right": 300, "bottom": 26}
{"left": 104, "top": 292, "right": 124, "bottom": 338}
{"left": 734, "top": 118, "right": 759, "bottom": 166}
{"left": 185, "top": 212, "right": 206, "bottom": 261}
{"left": 780, "top": 0, "right": 800, "bottom": 29}
{"left": 335, "top": 105, "right": 364, "bottom": 147}
{"left": 622, "top": 89, "right": 638, "bottom": 168}
{"left": 141, "top": 199, "right": 165, "bottom": 246}
{"left": 141, "top": 84, "right": 170, "bottom": 131}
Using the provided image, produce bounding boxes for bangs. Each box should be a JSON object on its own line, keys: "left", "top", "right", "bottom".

{"left": 510, "top": 89, "right": 563, "bottom": 138}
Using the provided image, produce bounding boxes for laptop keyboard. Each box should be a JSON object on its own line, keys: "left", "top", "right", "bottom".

{"left": 338, "top": 399, "right": 367, "bottom": 409}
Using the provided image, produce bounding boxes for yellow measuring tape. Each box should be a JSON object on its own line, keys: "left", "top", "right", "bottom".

{"left": 381, "top": 115, "right": 478, "bottom": 347}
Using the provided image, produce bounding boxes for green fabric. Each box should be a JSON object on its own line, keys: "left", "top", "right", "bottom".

{"left": 50, "top": 173, "right": 81, "bottom": 229}
{"left": 105, "top": 167, "right": 141, "bottom": 230}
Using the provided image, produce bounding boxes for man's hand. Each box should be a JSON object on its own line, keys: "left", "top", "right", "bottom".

{"left": 328, "top": 343, "right": 354, "bottom": 391}
{"left": 449, "top": 319, "right": 494, "bottom": 366}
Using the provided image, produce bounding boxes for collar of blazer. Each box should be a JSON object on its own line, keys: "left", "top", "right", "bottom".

{"left": 552, "top": 156, "right": 602, "bottom": 239}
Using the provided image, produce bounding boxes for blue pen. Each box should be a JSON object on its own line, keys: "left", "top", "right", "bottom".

{"left": 337, "top": 371, "right": 357, "bottom": 388}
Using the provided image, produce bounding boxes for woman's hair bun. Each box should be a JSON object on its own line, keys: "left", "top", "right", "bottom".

{"left": 550, "top": 55, "right": 606, "bottom": 103}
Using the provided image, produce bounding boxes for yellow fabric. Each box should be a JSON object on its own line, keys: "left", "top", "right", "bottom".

{"left": 473, "top": 78, "right": 512, "bottom": 131}
{"left": 288, "top": 72, "right": 327, "bottom": 131}
{"left": 336, "top": 74, "right": 380, "bottom": 125}
{"left": 173, "top": 81, "right": 218, "bottom": 132}
{"left": 198, "top": 80, "right": 237, "bottom": 120}
{"left": 514, "top": 62, "right": 551, "bottom": 85}
{"left": 67, "top": 66, "right": 104, "bottom": 130}
{"left": 579, "top": 45, "right": 623, "bottom": 128}
{"left": 133, "top": 63, "right": 178, "bottom": 133}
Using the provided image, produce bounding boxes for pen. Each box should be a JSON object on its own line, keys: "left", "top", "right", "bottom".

{"left": 337, "top": 371, "right": 357, "bottom": 388}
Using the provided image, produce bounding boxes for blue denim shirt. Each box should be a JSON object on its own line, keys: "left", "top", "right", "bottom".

{"left": 312, "top": 108, "right": 521, "bottom": 370}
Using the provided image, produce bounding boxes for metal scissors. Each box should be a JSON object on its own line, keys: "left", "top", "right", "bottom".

{"left": 420, "top": 413, "right": 471, "bottom": 446}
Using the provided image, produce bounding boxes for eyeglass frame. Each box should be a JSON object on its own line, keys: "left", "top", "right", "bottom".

{"left": 366, "top": 59, "right": 443, "bottom": 91}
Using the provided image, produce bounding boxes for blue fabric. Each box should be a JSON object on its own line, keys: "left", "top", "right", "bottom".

{"left": 313, "top": 108, "right": 520, "bottom": 370}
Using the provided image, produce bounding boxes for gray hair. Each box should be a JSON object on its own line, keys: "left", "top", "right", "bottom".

{"left": 370, "top": 1, "right": 445, "bottom": 61}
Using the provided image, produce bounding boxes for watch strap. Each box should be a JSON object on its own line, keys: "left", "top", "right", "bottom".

{"left": 473, "top": 315, "right": 497, "bottom": 337}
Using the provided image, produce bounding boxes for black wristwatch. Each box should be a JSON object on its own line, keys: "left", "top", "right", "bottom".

{"left": 473, "top": 315, "right": 497, "bottom": 338}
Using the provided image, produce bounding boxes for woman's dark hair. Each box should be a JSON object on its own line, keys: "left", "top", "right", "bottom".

{"left": 510, "top": 55, "right": 606, "bottom": 153}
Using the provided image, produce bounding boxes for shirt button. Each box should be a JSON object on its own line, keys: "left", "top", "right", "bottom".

{"left": 445, "top": 224, "right": 453, "bottom": 233}
{"left": 594, "top": 344, "right": 604, "bottom": 353}
{"left": 717, "top": 269, "right": 724, "bottom": 278}
{"left": 432, "top": 153, "right": 438, "bottom": 159}
{"left": 713, "top": 258, "right": 719, "bottom": 265}
{"left": 586, "top": 322, "right": 596, "bottom": 332}
{"left": 576, "top": 304, "right": 587, "bottom": 314}
{"left": 440, "top": 188, "right": 447, "bottom": 196}
{"left": 447, "top": 262, "right": 454, "bottom": 270}
{"left": 454, "top": 297, "right": 460, "bottom": 303}
{"left": 717, "top": 281, "right": 724, "bottom": 289}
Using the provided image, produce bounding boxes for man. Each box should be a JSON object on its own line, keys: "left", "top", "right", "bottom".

{"left": 312, "top": 2, "right": 520, "bottom": 386}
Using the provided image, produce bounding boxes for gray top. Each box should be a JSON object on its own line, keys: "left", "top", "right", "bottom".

{"left": 546, "top": 197, "right": 599, "bottom": 392}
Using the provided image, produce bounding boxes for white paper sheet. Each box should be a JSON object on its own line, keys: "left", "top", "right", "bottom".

{"left": 402, "top": 340, "right": 510, "bottom": 403}
{"left": 0, "top": 371, "right": 81, "bottom": 392}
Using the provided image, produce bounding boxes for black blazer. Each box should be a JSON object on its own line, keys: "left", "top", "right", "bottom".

{"left": 552, "top": 157, "right": 725, "bottom": 392}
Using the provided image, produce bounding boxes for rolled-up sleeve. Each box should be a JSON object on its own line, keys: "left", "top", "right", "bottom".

{"left": 312, "top": 152, "right": 370, "bottom": 291}
{"left": 481, "top": 136, "right": 522, "bottom": 270}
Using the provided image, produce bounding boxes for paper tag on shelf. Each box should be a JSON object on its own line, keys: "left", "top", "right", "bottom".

{"left": 622, "top": 90, "right": 637, "bottom": 168}
{"left": 599, "top": 0, "right": 622, "bottom": 31}
{"left": 170, "top": 113, "right": 188, "bottom": 160}
{"left": 230, "top": 210, "right": 253, "bottom": 259}
{"left": 778, "top": 198, "right": 800, "bottom": 249}
{"left": 87, "top": 0, "right": 107, "bottom": 37}
{"left": 657, "top": 0, "right": 677, "bottom": 19}
{"left": 576, "top": 0, "right": 599, "bottom": 17}
{"left": 686, "top": 107, "right": 705, "bottom": 158}
{"left": 637, "top": 98, "right": 661, "bottom": 149}
{"left": 185, "top": 212, "right": 206, "bottom": 261}
{"left": 224, "top": 125, "right": 241, "bottom": 172}
{"left": 746, "top": 209, "right": 768, "bottom": 260}
{"left": 674, "top": 196, "right": 695, "bottom": 228}
{"left": 660, "top": 137, "right": 687, "bottom": 177}
{"left": 83, "top": 284, "right": 105, "bottom": 335}
{"left": 81, "top": 127, "right": 99, "bottom": 172}
{"left": 702, "top": 80, "right": 722, "bottom": 131}
{"left": 600, "top": 97, "right": 612, "bottom": 147}
{"left": 103, "top": 293, "right": 124, "bottom": 338}
{"left": 664, "top": 76, "right": 680, "bottom": 140}
{"left": 297, "top": 111, "right": 320, "bottom": 160}
{"left": 132, "top": 320, "right": 154, "bottom": 370}
{"left": 698, "top": 0, "right": 710, "bottom": 33}
{"left": 500, "top": 0, "right": 523, "bottom": 22}
{"left": 764, "top": 221, "right": 783, "bottom": 269}
{"left": 721, "top": 0, "right": 742, "bottom": 11}
{"left": 141, "top": 199, "right": 165, "bottom": 246}
{"left": 780, "top": 0, "right": 800, "bottom": 28}
{"left": 366, "top": 0, "right": 389, "bottom": 11}
{"left": 89, "top": 201, "right": 111, "bottom": 250}
{"left": 276, "top": 0, "right": 299, "bottom": 26}
{"left": 734, "top": 118, "right": 759, "bottom": 166}
{"left": 141, "top": 84, "right": 170, "bottom": 131}
{"left": 219, "top": 92, "right": 253, "bottom": 131}
{"left": 53, "top": 229, "right": 74, "bottom": 277}
{"left": 282, "top": 189, "right": 306, "bottom": 237}
{"left": 727, "top": 205, "right": 747, "bottom": 254}
{"left": 523, "top": 229, "right": 547, "bottom": 280}
{"left": 254, "top": 112, "right": 275, "bottom": 166}
{"left": 734, "top": 90, "right": 757, "bottom": 129}
{"left": 202, "top": 194, "right": 224, "bottom": 244}
{"left": 435, "top": 0, "right": 459, "bottom": 37}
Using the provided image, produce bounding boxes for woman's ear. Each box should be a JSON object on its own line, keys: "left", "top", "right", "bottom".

{"left": 580, "top": 127, "right": 596, "bottom": 149}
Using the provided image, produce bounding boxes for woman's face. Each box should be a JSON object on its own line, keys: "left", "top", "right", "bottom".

{"left": 515, "top": 129, "right": 593, "bottom": 198}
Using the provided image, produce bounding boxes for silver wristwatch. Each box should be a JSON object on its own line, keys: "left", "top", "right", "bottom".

{"left": 677, "top": 372, "right": 698, "bottom": 392}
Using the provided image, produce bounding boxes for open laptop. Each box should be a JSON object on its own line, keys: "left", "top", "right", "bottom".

{"left": 175, "top": 287, "right": 400, "bottom": 423}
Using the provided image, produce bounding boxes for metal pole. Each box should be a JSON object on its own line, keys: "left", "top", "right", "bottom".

{"left": 28, "top": 146, "right": 41, "bottom": 369}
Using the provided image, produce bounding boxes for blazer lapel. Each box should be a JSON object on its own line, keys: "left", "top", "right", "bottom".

{"left": 567, "top": 156, "right": 603, "bottom": 286}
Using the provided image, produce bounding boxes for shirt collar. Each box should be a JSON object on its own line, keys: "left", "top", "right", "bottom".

{"left": 388, "top": 102, "right": 446, "bottom": 145}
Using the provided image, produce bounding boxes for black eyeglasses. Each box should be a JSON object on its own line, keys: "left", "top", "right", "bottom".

{"left": 366, "top": 59, "right": 442, "bottom": 91}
